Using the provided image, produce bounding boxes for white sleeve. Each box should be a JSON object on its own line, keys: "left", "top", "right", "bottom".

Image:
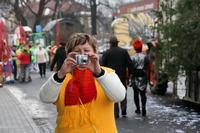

{"left": 39, "top": 74, "right": 62, "bottom": 103}
{"left": 96, "top": 71, "right": 126, "bottom": 102}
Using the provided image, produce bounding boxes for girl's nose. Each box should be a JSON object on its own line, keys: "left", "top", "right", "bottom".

{"left": 80, "top": 50, "right": 85, "bottom": 55}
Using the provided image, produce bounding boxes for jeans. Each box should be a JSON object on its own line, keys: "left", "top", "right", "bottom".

{"left": 20, "top": 64, "right": 30, "bottom": 82}
{"left": 133, "top": 87, "right": 147, "bottom": 111}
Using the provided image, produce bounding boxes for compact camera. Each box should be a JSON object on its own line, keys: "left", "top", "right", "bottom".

{"left": 75, "top": 54, "right": 88, "bottom": 65}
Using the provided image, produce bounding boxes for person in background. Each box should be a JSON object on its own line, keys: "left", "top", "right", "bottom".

{"left": 35, "top": 45, "right": 49, "bottom": 78}
{"left": 50, "top": 42, "right": 66, "bottom": 71}
{"left": 101, "top": 35, "right": 133, "bottom": 118}
{"left": 49, "top": 41, "right": 58, "bottom": 65}
{"left": 39, "top": 33, "right": 126, "bottom": 133}
{"left": 131, "top": 39, "right": 149, "bottom": 116}
{"left": 11, "top": 45, "right": 17, "bottom": 80}
{"left": 17, "top": 45, "right": 31, "bottom": 82}
{"left": 30, "top": 43, "right": 39, "bottom": 73}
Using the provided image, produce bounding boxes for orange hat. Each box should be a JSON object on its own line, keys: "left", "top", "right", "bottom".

{"left": 133, "top": 39, "right": 143, "bottom": 51}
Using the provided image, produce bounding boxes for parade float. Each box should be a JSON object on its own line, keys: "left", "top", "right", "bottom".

{"left": 111, "top": 12, "right": 154, "bottom": 55}
{"left": 14, "top": 25, "right": 32, "bottom": 45}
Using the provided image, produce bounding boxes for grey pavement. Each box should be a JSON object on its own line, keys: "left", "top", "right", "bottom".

{"left": 0, "top": 86, "right": 41, "bottom": 133}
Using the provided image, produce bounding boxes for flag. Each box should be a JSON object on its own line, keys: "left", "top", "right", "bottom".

{"left": 55, "top": 20, "right": 60, "bottom": 47}
{"left": 0, "top": 21, "right": 10, "bottom": 62}
{"left": 0, "top": 21, "right": 3, "bottom": 60}
{"left": 3, "top": 22, "right": 10, "bottom": 60}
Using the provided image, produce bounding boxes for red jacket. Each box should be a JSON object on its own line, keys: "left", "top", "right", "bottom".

{"left": 18, "top": 51, "right": 31, "bottom": 65}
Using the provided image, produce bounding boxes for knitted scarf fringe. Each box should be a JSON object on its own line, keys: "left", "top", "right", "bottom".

{"left": 58, "top": 100, "right": 96, "bottom": 129}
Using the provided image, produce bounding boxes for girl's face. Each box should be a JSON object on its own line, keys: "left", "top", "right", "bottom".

{"left": 72, "top": 42, "right": 94, "bottom": 54}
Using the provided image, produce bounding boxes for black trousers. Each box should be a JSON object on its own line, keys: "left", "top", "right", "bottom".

{"left": 115, "top": 80, "right": 127, "bottom": 116}
{"left": 12, "top": 60, "right": 17, "bottom": 80}
{"left": 133, "top": 88, "right": 147, "bottom": 111}
{"left": 38, "top": 63, "right": 46, "bottom": 77}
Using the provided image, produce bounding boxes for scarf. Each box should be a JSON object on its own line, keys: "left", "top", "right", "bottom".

{"left": 64, "top": 68, "right": 97, "bottom": 106}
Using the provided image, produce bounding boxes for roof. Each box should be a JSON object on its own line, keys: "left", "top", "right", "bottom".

{"left": 43, "top": 17, "right": 81, "bottom": 32}
{"left": 23, "top": 26, "right": 32, "bottom": 32}
{"left": 24, "top": 0, "right": 88, "bottom": 16}
{"left": 43, "top": 18, "right": 63, "bottom": 32}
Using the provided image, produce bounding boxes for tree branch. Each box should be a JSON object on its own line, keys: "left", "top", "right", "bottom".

{"left": 0, "top": 13, "right": 18, "bottom": 25}
{"left": 21, "top": 0, "right": 37, "bottom": 16}
{"left": 44, "top": 0, "right": 51, "bottom": 5}
{"left": 98, "top": 1, "right": 114, "bottom": 9}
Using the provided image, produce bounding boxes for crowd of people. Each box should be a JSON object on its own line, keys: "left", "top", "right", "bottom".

{"left": 0, "top": 41, "right": 65, "bottom": 85}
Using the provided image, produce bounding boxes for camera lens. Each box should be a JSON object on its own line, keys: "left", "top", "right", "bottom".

{"left": 83, "top": 58, "right": 87, "bottom": 63}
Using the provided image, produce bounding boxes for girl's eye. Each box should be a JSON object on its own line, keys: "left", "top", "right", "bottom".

{"left": 84, "top": 49, "right": 90, "bottom": 52}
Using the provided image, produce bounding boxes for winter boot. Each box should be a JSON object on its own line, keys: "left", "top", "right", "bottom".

{"left": 142, "top": 107, "right": 146, "bottom": 116}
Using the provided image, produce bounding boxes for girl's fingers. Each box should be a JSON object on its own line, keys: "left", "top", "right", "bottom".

{"left": 88, "top": 53, "right": 99, "bottom": 60}
{"left": 68, "top": 52, "right": 78, "bottom": 58}
{"left": 66, "top": 58, "right": 76, "bottom": 66}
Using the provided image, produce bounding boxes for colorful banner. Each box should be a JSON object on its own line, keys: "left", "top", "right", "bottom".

{"left": 0, "top": 21, "right": 13, "bottom": 84}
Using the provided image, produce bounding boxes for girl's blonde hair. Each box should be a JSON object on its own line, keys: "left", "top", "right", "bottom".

{"left": 66, "top": 33, "right": 97, "bottom": 54}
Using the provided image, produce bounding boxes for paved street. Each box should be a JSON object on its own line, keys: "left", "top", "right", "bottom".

{"left": 7, "top": 71, "right": 56, "bottom": 133}
{"left": 118, "top": 88, "right": 200, "bottom": 133}
{"left": 6, "top": 70, "right": 200, "bottom": 133}
{"left": 0, "top": 85, "right": 40, "bottom": 133}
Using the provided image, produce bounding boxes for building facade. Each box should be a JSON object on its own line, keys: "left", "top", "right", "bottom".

{"left": 113, "top": 0, "right": 159, "bottom": 17}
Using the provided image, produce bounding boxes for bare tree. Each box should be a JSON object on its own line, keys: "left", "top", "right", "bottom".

{"left": 13, "top": 0, "right": 27, "bottom": 26}
{"left": 51, "top": 0, "right": 60, "bottom": 20}
{"left": 21, "top": 0, "right": 51, "bottom": 32}
{"left": 80, "top": 0, "right": 114, "bottom": 35}
{"left": 3, "top": 0, "right": 53, "bottom": 31}
{"left": 90, "top": 0, "right": 97, "bottom": 35}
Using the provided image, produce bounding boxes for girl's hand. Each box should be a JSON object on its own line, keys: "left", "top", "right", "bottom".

{"left": 86, "top": 52, "right": 101, "bottom": 75}
{"left": 57, "top": 52, "right": 77, "bottom": 78}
